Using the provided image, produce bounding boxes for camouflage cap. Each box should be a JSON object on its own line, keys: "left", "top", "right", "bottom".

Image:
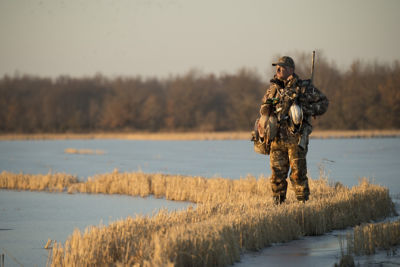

{"left": 272, "top": 56, "right": 295, "bottom": 69}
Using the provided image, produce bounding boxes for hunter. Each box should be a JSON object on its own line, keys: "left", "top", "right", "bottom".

{"left": 259, "top": 56, "right": 329, "bottom": 204}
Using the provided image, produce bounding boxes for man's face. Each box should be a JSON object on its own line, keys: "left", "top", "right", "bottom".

{"left": 276, "top": 65, "right": 293, "bottom": 80}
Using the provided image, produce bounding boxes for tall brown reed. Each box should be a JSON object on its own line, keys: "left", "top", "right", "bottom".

{"left": 64, "top": 148, "right": 105, "bottom": 155}
{"left": 0, "top": 171, "right": 395, "bottom": 266}
{"left": 1, "top": 130, "right": 400, "bottom": 141}
{"left": 346, "top": 219, "right": 400, "bottom": 255}
{"left": 52, "top": 173, "right": 396, "bottom": 266}
{"left": 0, "top": 171, "right": 78, "bottom": 192}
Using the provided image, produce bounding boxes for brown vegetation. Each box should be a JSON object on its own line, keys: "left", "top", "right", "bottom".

{"left": 53, "top": 175, "right": 396, "bottom": 266}
{"left": 0, "top": 171, "right": 78, "bottom": 192}
{"left": 1, "top": 53, "right": 399, "bottom": 133}
{"left": 346, "top": 219, "right": 400, "bottom": 255}
{"left": 0, "top": 171, "right": 396, "bottom": 266}
{"left": 64, "top": 148, "right": 105, "bottom": 155}
{"left": 0, "top": 129, "right": 399, "bottom": 141}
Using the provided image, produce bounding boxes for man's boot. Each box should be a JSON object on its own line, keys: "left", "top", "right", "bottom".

{"left": 296, "top": 194, "right": 309, "bottom": 203}
{"left": 273, "top": 195, "right": 286, "bottom": 205}
{"left": 294, "top": 183, "right": 310, "bottom": 203}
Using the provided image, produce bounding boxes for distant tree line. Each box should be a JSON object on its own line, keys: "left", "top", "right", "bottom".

{"left": 1, "top": 54, "right": 399, "bottom": 133}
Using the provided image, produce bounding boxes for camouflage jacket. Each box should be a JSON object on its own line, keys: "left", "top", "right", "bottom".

{"left": 261, "top": 73, "right": 329, "bottom": 144}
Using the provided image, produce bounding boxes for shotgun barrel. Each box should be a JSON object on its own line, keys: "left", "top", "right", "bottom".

{"left": 311, "top": 51, "right": 315, "bottom": 84}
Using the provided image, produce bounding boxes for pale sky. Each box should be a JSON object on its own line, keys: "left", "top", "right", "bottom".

{"left": 1, "top": 0, "right": 399, "bottom": 78}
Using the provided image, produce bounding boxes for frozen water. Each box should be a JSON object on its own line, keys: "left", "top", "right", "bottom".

{"left": 0, "top": 138, "right": 399, "bottom": 194}
{"left": 1, "top": 138, "right": 399, "bottom": 266}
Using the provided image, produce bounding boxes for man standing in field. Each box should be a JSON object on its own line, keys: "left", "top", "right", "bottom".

{"left": 259, "top": 56, "right": 328, "bottom": 204}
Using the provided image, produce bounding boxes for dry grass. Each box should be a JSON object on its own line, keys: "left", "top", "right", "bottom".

{"left": 0, "top": 131, "right": 248, "bottom": 141}
{"left": 346, "top": 219, "right": 400, "bottom": 255}
{"left": 0, "top": 171, "right": 395, "bottom": 266}
{"left": 0, "top": 171, "right": 78, "bottom": 192}
{"left": 54, "top": 175, "right": 395, "bottom": 266}
{"left": 64, "top": 148, "right": 105, "bottom": 155}
{"left": 0, "top": 130, "right": 399, "bottom": 141}
{"left": 310, "top": 129, "right": 400, "bottom": 139}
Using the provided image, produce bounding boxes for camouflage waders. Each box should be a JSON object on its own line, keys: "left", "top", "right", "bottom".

{"left": 259, "top": 58, "right": 329, "bottom": 204}
{"left": 269, "top": 139, "right": 310, "bottom": 204}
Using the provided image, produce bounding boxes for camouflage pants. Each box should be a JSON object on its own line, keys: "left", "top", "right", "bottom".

{"left": 269, "top": 140, "right": 310, "bottom": 201}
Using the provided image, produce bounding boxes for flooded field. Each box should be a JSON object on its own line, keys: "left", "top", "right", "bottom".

{"left": 0, "top": 138, "right": 399, "bottom": 193}
{"left": 0, "top": 138, "right": 399, "bottom": 266}
{"left": 0, "top": 190, "right": 191, "bottom": 266}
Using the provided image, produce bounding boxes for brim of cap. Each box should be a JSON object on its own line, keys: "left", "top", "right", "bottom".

{"left": 272, "top": 63, "right": 287, "bottom": 67}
